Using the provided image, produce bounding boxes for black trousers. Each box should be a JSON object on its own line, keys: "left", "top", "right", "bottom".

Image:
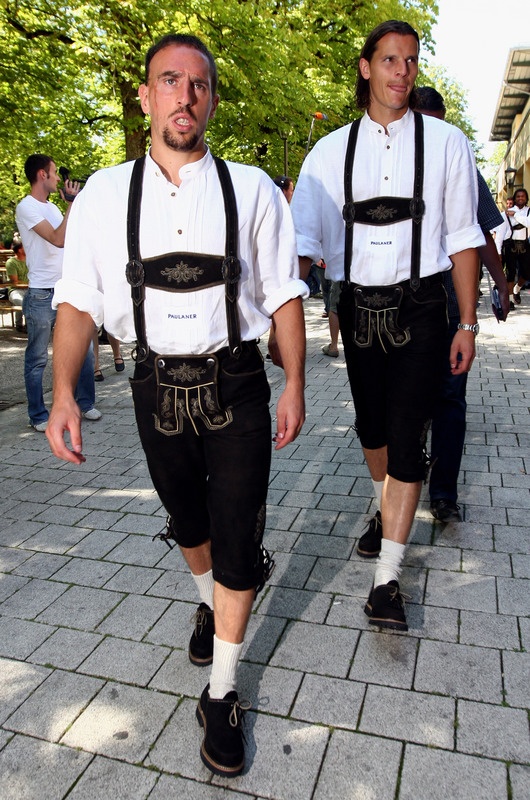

{"left": 338, "top": 275, "right": 448, "bottom": 483}
{"left": 130, "top": 341, "right": 272, "bottom": 591}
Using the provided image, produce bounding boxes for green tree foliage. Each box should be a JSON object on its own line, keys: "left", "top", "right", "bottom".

{"left": 0, "top": 0, "right": 439, "bottom": 240}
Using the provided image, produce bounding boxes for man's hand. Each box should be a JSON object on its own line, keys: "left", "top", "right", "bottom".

{"left": 273, "top": 384, "right": 305, "bottom": 449}
{"left": 46, "top": 397, "right": 86, "bottom": 464}
{"left": 59, "top": 178, "right": 81, "bottom": 204}
{"left": 449, "top": 329, "right": 475, "bottom": 375}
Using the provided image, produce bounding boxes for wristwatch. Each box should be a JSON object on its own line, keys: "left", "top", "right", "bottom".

{"left": 457, "top": 322, "right": 480, "bottom": 335}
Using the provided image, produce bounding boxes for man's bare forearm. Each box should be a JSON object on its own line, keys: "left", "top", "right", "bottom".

{"left": 52, "top": 303, "right": 95, "bottom": 401}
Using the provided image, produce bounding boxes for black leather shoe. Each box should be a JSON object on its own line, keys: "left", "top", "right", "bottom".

{"left": 189, "top": 603, "right": 214, "bottom": 666}
{"left": 196, "top": 684, "right": 248, "bottom": 777}
{"left": 364, "top": 580, "right": 408, "bottom": 631}
{"left": 357, "top": 511, "right": 382, "bottom": 558}
{"left": 430, "top": 499, "right": 461, "bottom": 523}
{"left": 513, "top": 292, "right": 521, "bottom": 305}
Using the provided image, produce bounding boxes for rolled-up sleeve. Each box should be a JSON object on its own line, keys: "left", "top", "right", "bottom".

{"left": 443, "top": 134, "right": 485, "bottom": 256}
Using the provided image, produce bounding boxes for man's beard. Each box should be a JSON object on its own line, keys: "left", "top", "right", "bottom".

{"left": 162, "top": 125, "right": 200, "bottom": 152}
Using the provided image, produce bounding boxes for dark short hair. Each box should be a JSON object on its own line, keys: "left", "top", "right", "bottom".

{"left": 356, "top": 20, "right": 420, "bottom": 110}
{"left": 273, "top": 175, "right": 293, "bottom": 190}
{"left": 414, "top": 86, "right": 445, "bottom": 114}
{"left": 13, "top": 241, "right": 24, "bottom": 254}
{"left": 513, "top": 188, "right": 528, "bottom": 203}
{"left": 144, "top": 34, "right": 218, "bottom": 96}
{"left": 24, "top": 154, "right": 53, "bottom": 185}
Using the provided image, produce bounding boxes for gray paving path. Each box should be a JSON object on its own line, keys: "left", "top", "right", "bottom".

{"left": 0, "top": 285, "right": 529, "bottom": 800}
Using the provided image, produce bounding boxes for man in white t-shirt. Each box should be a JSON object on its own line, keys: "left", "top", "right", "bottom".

{"left": 15, "top": 155, "right": 101, "bottom": 431}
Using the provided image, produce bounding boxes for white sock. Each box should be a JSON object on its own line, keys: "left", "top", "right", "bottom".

{"left": 374, "top": 539, "right": 406, "bottom": 587}
{"left": 513, "top": 285, "right": 520, "bottom": 295}
{"left": 509, "top": 293, "right": 514, "bottom": 301}
{"left": 209, "top": 635, "right": 244, "bottom": 699}
{"left": 192, "top": 570, "right": 214, "bottom": 608}
{"left": 371, "top": 480, "right": 384, "bottom": 512}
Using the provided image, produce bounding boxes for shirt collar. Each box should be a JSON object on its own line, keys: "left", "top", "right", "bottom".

{"left": 363, "top": 107, "right": 414, "bottom": 136}
{"left": 146, "top": 147, "right": 214, "bottom": 185}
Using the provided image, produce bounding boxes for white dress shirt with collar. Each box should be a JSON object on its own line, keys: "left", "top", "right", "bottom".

{"left": 53, "top": 149, "right": 308, "bottom": 354}
{"left": 291, "top": 109, "right": 484, "bottom": 285}
{"left": 492, "top": 206, "right": 530, "bottom": 254}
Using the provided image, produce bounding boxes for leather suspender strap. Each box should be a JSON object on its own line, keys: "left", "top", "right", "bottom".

{"left": 409, "top": 111, "right": 425, "bottom": 291}
{"left": 126, "top": 156, "right": 148, "bottom": 361}
{"left": 342, "top": 118, "right": 361, "bottom": 284}
{"left": 125, "top": 155, "right": 242, "bottom": 362}
{"left": 342, "top": 112, "right": 425, "bottom": 291}
{"left": 213, "top": 156, "right": 242, "bottom": 357}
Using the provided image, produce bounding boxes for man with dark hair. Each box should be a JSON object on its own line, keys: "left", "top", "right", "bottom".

{"left": 493, "top": 187, "right": 530, "bottom": 308}
{"left": 15, "top": 154, "right": 101, "bottom": 431}
{"left": 410, "top": 85, "right": 509, "bottom": 521}
{"left": 46, "top": 33, "right": 307, "bottom": 776}
{"left": 292, "top": 20, "right": 484, "bottom": 631}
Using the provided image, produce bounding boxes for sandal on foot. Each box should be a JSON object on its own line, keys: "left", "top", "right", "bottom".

{"left": 94, "top": 369, "right": 104, "bottom": 382}
{"left": 114, "top": 358, "right": 125, "bottom": 372}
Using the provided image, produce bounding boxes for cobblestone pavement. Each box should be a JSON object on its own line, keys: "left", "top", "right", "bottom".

{"left": 0, "top": 286, "right": 529, "bottom": 800}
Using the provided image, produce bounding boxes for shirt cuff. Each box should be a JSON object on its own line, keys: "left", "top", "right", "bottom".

{"left": 445, "top": 224, "right": 485, "bottom": 256}
{"left": 52, "top": 278, "right": 104, "bottom": 327}
{"left": 262, "top": 278, "right": 310, "bottom": 317}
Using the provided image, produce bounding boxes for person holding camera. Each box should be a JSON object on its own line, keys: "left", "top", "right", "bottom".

{"left": 15, "top": 155, "right": 101, "bottom": 431}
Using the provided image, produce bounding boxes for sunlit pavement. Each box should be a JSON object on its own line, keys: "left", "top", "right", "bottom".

{"left": 0, "top": 284, "right": 529, "bottom": 799}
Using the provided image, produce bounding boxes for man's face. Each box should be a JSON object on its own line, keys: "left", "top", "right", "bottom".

{"left": 506, "top": 198, "right": 514, "bottom": 209}
{"left": 359, "top": 33, "right": 419, "bottom": 122}
{"left": 138, "top": 44, "right": 219, "bottom": 155}
{"left": 513, "top": 190, "right": 527, "bottom": 208}
{"left": 42, "top": 162, "right": 60, "bottom": 196}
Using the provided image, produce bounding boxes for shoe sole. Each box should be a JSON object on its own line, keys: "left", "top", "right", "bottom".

{"left": 195, "top": 701, "right": 245, "bottom": 777}
{"left": 364, "top": 601, "right": 408, "bottom": 632}
{"left": 189, "top": 650, "right": 213, "bottom": 667}
{"left": 357, "top": 546, "right": 380, "bottom": 559}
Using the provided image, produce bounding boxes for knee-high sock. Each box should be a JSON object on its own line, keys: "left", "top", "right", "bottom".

{"left": 374, "top": 539, "right": 406, "bottom": 587}
{"left": 209, "top": 635, "right": 244, "bottom": 699}
{"left": 192, "top": 570, "right": 214, "bottom": 609}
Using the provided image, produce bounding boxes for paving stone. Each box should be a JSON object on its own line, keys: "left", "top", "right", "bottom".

{"left": 33, "top": 505, "right": 93, "bottom": 526}
{"left": 66, "top": 756, "right": 158, "bottom": 800}
{"left": 404, "top": 544, "right": 461, "bottom": 571}
{"left": 305, "top": 556, "right": 373, "bottom": 598}
{"left": 0, "top": 734, "right": 92, "bottom": 800}
{"left": 5, "top": 669, "right": 104, "bottom": 741}
{"left": 97, "top": 593, "right": 171, "bottom": 639}
{"left": 289, "top": 507, "right": 340, "bottom": 534}
{"left": 242, "top": 614, "right": 287, "bottom": 664}
{"left": 256, "top": 585, "right": 333, "bottom": 623}
{"left": 0, "top": 519, "right": 46, "bottom": 547}
{"left": 104, "top": 533, "right": 167, "bottom": 567}
{"left": 461, "top": 550, "right": 513, "bottom": 576}
{"left": 0, "top": 577, "right": 69, "bottom": 619}
{"left": 399, "top": 743, "right": 507, "bottom": 800}
{"left": 74, "top": 509, "right": 125, "bottom": 530}
{"left": 110, "top": 513, "right": 167, "bottom": 536}
{"left": 78, "top": 636, "right": 170, "bottom": 686}
{"left": 0, "top": 546, "right": 33, "bottom": 572}
{"left": 292, "top": 673, "right": 365, "bottom": 729}
{"left": 497, "top": 577, "right": 530, "bottom": 615}
{"left": 511, "top": 554, "right": 530, "bottom": 578}
{"left": 237, "top": 663, "right": 303, "bottom": 716}
{"left": 425, "top": 570, "right": 497, "bottom": 613}
{"left": 20, "top": 524, "right": 92, "bottom": 554}
{"left": 61, "top": 682, "right": 178, "bottom": 762}
{"left": 313, "top": 729, "right": 401, "bottom": 800}
{"left": 52, "top": 557, "right": 122, "bottom": 588}
{"left": 510, "top": 765, "right": 530, "bottom": 800}
{"left": 148, "top": 774, "right": 250, "bottom": 800}
{"left": 270, "top": 620, "right": 357, "bottom": 677}
{"left": 146, "top": 569, "right": 198, "bottom": 601}
{"left": 29, "top": 627, "right": 103, "bottom": 670}
{"left": 36, "top": 585, "right": 125, "bottom": 629}
{"left": 494, "top": 525, "right": 530, "bottom": 554}
{"left": 360, "top": 684, "right": 455, "bottom": 747}
{"left": 266, "top": 551, "right": 317, "bottom": 589}
{"left": 457, "top": 699, "right": 530, "bottom": 763}
{"left": 502, "top": 650, "right": 530, "bottom": 708}
{"left": 12, "top": 552, "right": 71, "bottom": 578}
{"left": 348, "top": 630, "right": 418, "bottom": 689}
{"left": 66, "top": 529, "right": 128, "bottom": 559}
{"left": 143, "top": 599, "right": 194, "bottom": 649}
{"left": 291, "top": 532, "right": 354, "bottom": 559}
{"left": 0, "top": 658, "right": 50, "bottom": 725}
{"left": 147, "top": 647, "right": 204, "bottom": 698}
{"left": 0, "top": 572, "right": 29, "bottom": 602}
{"left": 415, "top": 640, "right": 502, "bottom": 702}
{"left": 459, "top": 610, "right": 520, "bottom": 650}
{"left": 434, "top": 522, "right": 494, "bottom": 551}
{"left": 0, "top": 616, "right": 55, "bottom": 659}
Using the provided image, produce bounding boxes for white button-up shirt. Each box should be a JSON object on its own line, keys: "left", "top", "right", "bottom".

{"left": 291, "top": 109, "right": 484, "bottom": 285}
{"left": 54, "top": 150, "right": 308, "bottom": 354}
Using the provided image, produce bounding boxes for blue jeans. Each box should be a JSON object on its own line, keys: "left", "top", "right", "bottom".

{"left": 23, "top": 288, "right": 95, "bottom": 425}
{"left": 429, "top": 316, "right": 468, "bottom": 504}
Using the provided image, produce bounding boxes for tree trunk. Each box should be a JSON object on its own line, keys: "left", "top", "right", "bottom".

{"left": 120, "top": 80, "right": 147, "bottom": 161}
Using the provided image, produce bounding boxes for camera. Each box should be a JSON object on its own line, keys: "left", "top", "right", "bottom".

{"left": 59, "top": 166, "right": 87, "bottom": 202}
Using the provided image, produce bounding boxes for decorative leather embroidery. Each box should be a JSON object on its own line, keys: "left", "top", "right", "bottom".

{"left": 161, "top": 261, "right": 204, "bottom": 283}
{"left": 366, "top": 204, "right": 398, "bottom": 222}
{"left": 167, "top": 363, "right": 207, "bottom": 383}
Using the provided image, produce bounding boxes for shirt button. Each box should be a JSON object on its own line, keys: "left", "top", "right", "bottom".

{"left": 386, "top": 145, "right": 390, "bottom": 150}
{"left": 177, "top": 229, "right": 183, "bottom": 235}
{"left": 378, "top": 129, "right": 382, "bottom": 134}
{"left": 171, "top": 192, "right": 176, "bottom": 197}
{"left": 384, "top": 176, "right": 388, "bottom": 181}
